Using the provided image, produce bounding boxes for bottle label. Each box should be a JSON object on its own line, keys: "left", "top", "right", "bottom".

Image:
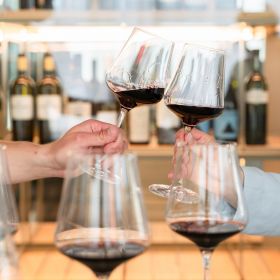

{"left": 129, "top": 106, "right": 150, "bottom": 143}
{"left": 96, "top": 111, "right": 117, "bottom": 125}
{"left": 214, "top": 110, "right": 238, "bottom": 140}
{"left": 11, "top": 95, "right": 34, "bottom": 120}
{"left": 37, "top": 94, "right": 62, "bottom": 120}
{"left": 65, "top": 101, "right": 92, "bottom": 118}
{"left": 156, "top": 100, "right": 180, "bottom": 129}
{"left": 246, "top": 89, "right": 268, "bottom": 105}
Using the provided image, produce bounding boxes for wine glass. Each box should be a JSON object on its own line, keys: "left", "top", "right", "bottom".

{"left": 55, "top": 153, "right": 150, "bottom": 280}
{"left": 165, "top": 141, "right": 247, "bottom": 280}
{"left": 0, "top": 144, "right": 19, "bottom": 234}
{"left": 149, "top": 43, "right": 225, "bottom": 200}
{"left": 85, "top": 27, "right": 174, "bottom": 179}
{"left": 0, "top": 216, "right": 20, "bottom": 280}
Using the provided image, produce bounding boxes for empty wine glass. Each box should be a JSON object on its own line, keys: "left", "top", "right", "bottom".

{"left": 0, "top": 220, "right": 20, "bottom": 280}
{"left": 85, "top": 27, "right": 174, "bottom": 180}
{"left": 149, "top": 43, "right": 225, "bottom": 200}
{"left": 0, "top": 145, "right": 19, "bottom": 234}
{"left": 55, "top": 153, "right": 150, "bottom": 280}
{"left": 165, "top": 141, "right": 247, "bottom": 280}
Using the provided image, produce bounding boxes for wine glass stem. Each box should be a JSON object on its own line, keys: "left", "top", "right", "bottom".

{"left": 201, "top": 249, "right": 213, "bottom": 280}
{"left": 117, "top": 107, "right": 128, "bottom": 127}
{"left": 96, "top": 272, "right": 111, "bottom": 280}
{"left": 183, "top": 125, "right": 193, "bottom": 142}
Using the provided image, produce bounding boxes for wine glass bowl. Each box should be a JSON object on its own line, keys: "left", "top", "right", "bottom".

{"left": 149, "top": 43, "right": 225, "bottom": 199}
{"left": 164, "top": 43, "right": 224, "bottom": 129}
{"left": 106, "top": 27, "right": 174, "bottom": 121}
{"left": 165, "top": 141, "right": 247, "bottom": 279}
{"left": 55, "top": 153, "right": 150, "bottom": 280}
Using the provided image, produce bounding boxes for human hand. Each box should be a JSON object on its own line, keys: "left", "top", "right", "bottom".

{"left": 41, "top": 119, "right": 128, "bottom": 177}
{"left": 175, "top": 127, "right": 215, "bottom": 145}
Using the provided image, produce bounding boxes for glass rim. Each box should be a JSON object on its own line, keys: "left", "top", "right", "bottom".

{"left": 67, "top": 151, "right": 138, "bottom": 161}
{"left": 175, "top": 139, "right": 238, "bottom": 148}
{"left": 183, "top": 42, "right": 225, "bottom": 54}
{"left": 131, "top": 26, "right": 174, "bottom": 44}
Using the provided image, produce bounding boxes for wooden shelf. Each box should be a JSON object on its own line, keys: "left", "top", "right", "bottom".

{"left": 130, "top": 135, "right": 280, "bottom": 160}
{"left": 0, "top": 9, "right": 239, "bottom": 26}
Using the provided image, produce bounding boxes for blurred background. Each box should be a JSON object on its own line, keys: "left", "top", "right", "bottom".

{"left": 0, "top": 0, "right": 280, "bottom": 279}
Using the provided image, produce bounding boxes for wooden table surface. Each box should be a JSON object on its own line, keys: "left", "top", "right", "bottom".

{"left": 17, "top": 244, "right": 280, "bottom": 280}
{"left": 11, "top": 222, "right": 279, "bottom": 280}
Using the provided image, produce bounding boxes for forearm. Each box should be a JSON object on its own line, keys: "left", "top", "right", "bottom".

{"left": 242, "top": 166, "right": 280, "bottom": 236}
{"left": 1, "top": 141, "right": 61, "bottom": 184}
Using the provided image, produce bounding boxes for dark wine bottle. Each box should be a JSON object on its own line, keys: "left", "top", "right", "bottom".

{"left": 214, "top": 77, "right": 239, "bottom": 142}
{"left": 35, "top": 0, "right": 53, "bottom": 9}
{"left": 10, "top": 53, "right": 35, "bottom": 141}
{"left": 245, "top": 49, "right": 268, "bottom": 145}
{"left": 20, "top": 0, "right": 35, "bottom": 9}
{"left": 36, "top": 53, "right": 63, "bottom": 143}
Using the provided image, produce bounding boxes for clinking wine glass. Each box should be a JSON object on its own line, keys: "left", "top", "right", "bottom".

{"left": 149, "top": 43, "right": 225, "bottom": 201}
{"left": 85, "top": 27, "right": 174, "bottom": 180}
{"left": 55, "top": 153, "right": 150, "bottom": 280}
{"left": 165, "top": 141, "right": 247, "bottom": 280}
{"left": 0, "top": 145, "right": 19, "bottom": 234}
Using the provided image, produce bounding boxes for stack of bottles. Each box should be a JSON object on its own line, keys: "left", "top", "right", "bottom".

{"left": 8, "top": 48, "right": 269, "bottom": 146}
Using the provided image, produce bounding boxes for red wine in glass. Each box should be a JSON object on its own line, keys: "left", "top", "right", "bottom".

{"left": 169, "top": 219, "right": 244, "bottom": 250}
{"left": 112, "top": 87, "right": 164, "bottom": 110}
{"left": 58, "top": 235, "right": 146, "bottom": 276}
{"left": 166, "top": 104, "right": 223, "bottom": 128}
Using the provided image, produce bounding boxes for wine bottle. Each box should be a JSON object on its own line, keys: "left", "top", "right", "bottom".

{"left": 156, "top": 0, "right": 180, "bottom": 9}
{"left": 128, "top": 105, "right": 151, "bottom": 144}
{"left": 214, "top": 77, "right": 239, "bottom": 142}
{"left": 36, "top": 53, "right": 63, "bottom": 143}
{"left": 20, "top": 0, "right": 35, "bottom": 9}
{"left": 10, "top": 53, "right": 35, "bottom": 141}
{"left": 156, "top": 100, "right": 180, "bottom": 144}
{"left": 245, "top": 50, "right": 268, "bottom": 145}
{"left": 35, "top": 0, "right": 53, "bottom": 9}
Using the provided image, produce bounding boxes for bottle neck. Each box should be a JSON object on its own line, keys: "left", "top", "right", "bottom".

{"left": 253, "top": 54, "right": 261, "bottom": 73}
{"left": 44, "top": 69, "right": 55, "bottom": 76}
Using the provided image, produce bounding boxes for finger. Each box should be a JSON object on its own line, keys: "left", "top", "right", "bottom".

{"left": 74, "top": 128, "right": 119, "bottom": 148}
{"left": 191, "top": 128, "right": 215, "bottom": 143}
{"left": 104, "top": 134, "right": 128, "bottom": 154}
{"left": 175, "top": 129, "right": 185, "bottom": 142}
{"left": 70, "top": 119, "right": 115, "bottom": 134}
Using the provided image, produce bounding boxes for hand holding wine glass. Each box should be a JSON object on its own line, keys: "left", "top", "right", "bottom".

{"left": 55, "top": 153, "right": 150, "bottom": 280}
{"left": 165, "top": 141, "right": 247, "bottom": 280}
{"left": 85, "top": 27, "right": 174, "bottom": 180}
{"left": 149, "top": 43, "right": 225, "bottom": 200}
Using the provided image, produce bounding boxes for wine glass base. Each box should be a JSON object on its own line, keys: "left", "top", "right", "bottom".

{"left": 149, "top": 184, "right": 199, "bottom": 204}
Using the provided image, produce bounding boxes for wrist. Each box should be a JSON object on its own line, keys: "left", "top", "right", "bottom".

{"left": 37, "top": 142, "right": 64, "bottom": 178}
